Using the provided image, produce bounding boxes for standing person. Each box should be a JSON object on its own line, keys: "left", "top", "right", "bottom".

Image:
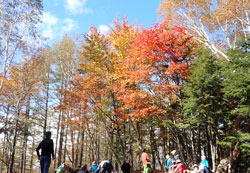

{"left": 90, "top": 161, "right": 99, "bottom": 173}
{"left": 171, "top": 150, "right": 179, "bottom": 161}
{"left": 165, "top": 155, "right": 172, "bottom": 172}
{"left": 200, "top": 156, "right": 210, "bottom": 173}
{"left": 36, "top": 131, "right": 55, "bottom": 173}
{"left": 121, "top": 161, "right": 131, "bottom": 173}
{"left": 141, "top": 149, "right": 151, "bottom": 173}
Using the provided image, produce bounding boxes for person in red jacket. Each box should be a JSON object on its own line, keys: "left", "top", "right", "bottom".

{"left": 175, "top": 159, "right": 187, "bottom": 173}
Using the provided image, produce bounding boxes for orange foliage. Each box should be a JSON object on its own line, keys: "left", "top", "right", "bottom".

{"left": 113, "top": 21, "right": 195, "bottom": 119}
{"left": 60, "top": 20, "right": 195, "bottom": 122}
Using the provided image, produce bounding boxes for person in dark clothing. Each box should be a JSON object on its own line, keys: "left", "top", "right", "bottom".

{"left": 36, "top": 131, "right": 55, "bottom": 173}
{"left": 101, "top": 161, "right": 113, "bottom": 173}
{"left": 121, "top": 161, "right": 131, "bottom": 173}
{"left": 78, "top": 164, "right": 90, "bottom": 173}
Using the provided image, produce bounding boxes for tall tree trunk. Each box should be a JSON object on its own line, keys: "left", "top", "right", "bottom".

{"left": 134, "top": 122, "right": 143, "bottom": 151}
{"left": 210, "top": 125, "right": 218, "bottom": 172}
{"left": 43, "top": 71, "right": 50, "bottom": 133}
{"left": 96, "top": 131, "right": 100, "bottom": 163}
{"left": 75, "top": 130, "right": 80, "bottom": 167}
{"left": 193, "top": 127, "right": 201, "bottom": 163}
{"left": 9, "top": 120, "right": 18, "bottom": 173}
{"left": 161, "top": 126, "right": 167, "bottom": 160}
{"left": 1, "top": 134, "right": 7, "bottom": 173}
{"left": 20, "top": 133, "right": 28, "bottom": 173}
{"left": 54, "top": 110, "right": 62, "bottom": 169}
{"left": 57, "top": 111, "right": 65, "bottom": 166}
{"left": 63, "top": 125, "right": 68, "bottom": 164}
{"left": 128, "top": 122, "right": 134, "bottom": 170}
{"left": 149, "top": 126, "right": 156, "bottom": 170}
{"left": 79, "top": 131, "right": 85, "bottom": 166}
{"left": 197, "top": 127, "right": 201, "bottom": 163}
{"left": 9, "top": 105, "right": 21, "bottom": 173}
{"left": 70, "top": 128, "right": 75, "bottom": 166}
{"left": 205, "top": 126, "right": 212, "bottom": 171}
{"left": 29, "top": 136, "right": 35, "bottom": 173}
{"left": 57, "top": 79, "right": 67, "bottom": 166}
{"left": 20, "top": 98, "right": 31, "bottom": 173}
{"left": 1, "top": 105, "right": 10, "bottom": 173}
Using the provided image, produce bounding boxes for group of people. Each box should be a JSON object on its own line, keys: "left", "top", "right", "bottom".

{"left": 36, "top": 131, "right": 210, "bottom": 173}
{"left": 36, "top": 131, "right": 131, "bottom": 173}
{"left": 74, "top": 160, "right": 131, "bottom": 173}
{"left": 165, "top": 150, "right": 210, "bottom": 173}
{"left": 141, "top": 149, "right": 210, "bottom": 173}
{"left": 53, "top": 160, "right": 113, "bottom": 173}
{"left": 65, "top": 160, "right": 114, "bottom": 173}
{"left": 36, "top": 131, "right": 117, "bottom": 173}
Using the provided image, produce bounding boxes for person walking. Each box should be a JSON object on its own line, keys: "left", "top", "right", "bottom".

{"left": 36, "top": 131, "right": 55, "bottom": 173}
{"left": 141, "top": 149, "right": 151, "bottom": 173}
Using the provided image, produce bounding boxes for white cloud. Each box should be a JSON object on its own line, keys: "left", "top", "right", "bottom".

{"left": 40, "top": 12, "right": 79, "bottom": 41}
{"left": 42, "top": 28, "right": 55, "bottom": 40}
{"left": 41, "top": 12, "right": 59, "bottom": 40}
{"left": 65, "top": 0, "right": 92, "bottom": 14}
{"left": 62, "top": 18, "right": 79, "bottom": 33}
{"left": 42, "top": 12, "right": 58, "bottom": 26}
{"left": 98, "top": 25, "right": 110, "bottom": 34}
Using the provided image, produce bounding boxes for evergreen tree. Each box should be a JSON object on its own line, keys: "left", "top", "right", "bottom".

{"left": 182, "top": 49, "right": 226, "bottom": 170}
{"left": 217, "top": 39, "right": 250, "bottom": 171}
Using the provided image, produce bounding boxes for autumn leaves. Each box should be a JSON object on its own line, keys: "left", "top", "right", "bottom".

{"left": 60, "top": 19, "right": 195, "bottom": 122}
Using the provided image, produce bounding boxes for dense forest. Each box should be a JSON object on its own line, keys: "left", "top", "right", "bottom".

{"left": 0, "top": 0, "right": 249, "bottom": 173}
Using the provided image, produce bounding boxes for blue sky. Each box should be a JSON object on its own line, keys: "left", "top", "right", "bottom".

{"left": 41, "top": 0, "right": 161, "bottom": 43}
